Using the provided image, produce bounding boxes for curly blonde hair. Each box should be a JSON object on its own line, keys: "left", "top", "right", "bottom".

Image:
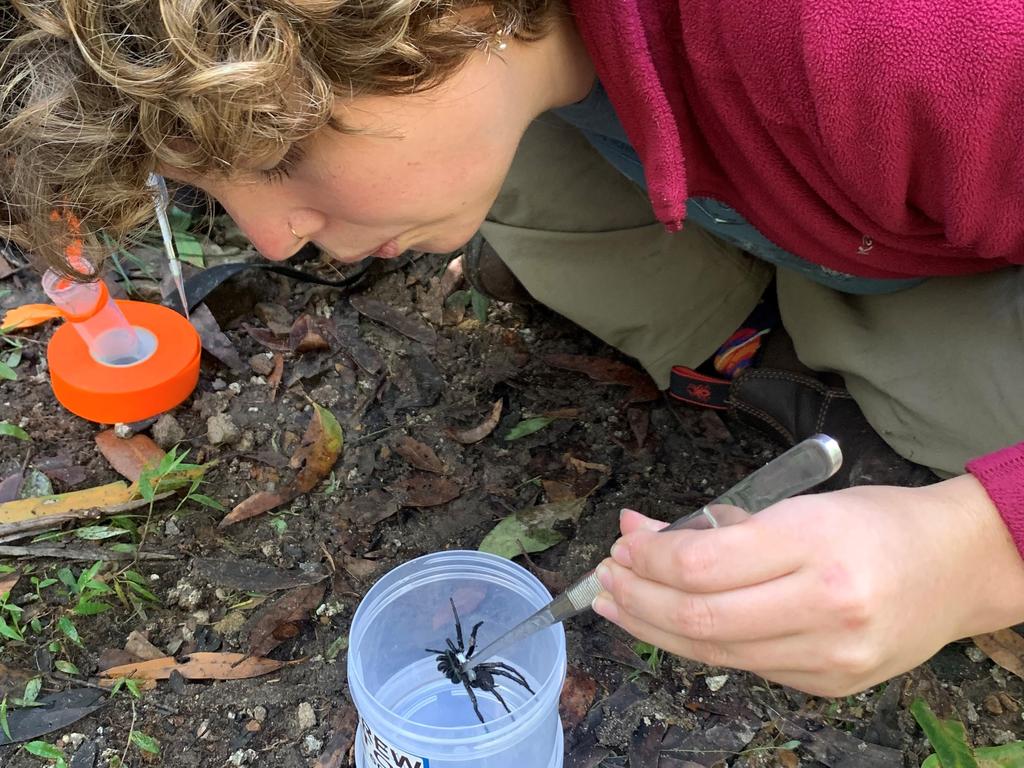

{"left": 0, "top": 0, "right": 555, "bottom": 278}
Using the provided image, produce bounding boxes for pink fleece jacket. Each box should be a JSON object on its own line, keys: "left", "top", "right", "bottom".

{"left": 568, "top": 0, "right": 1024, "bottom": 555}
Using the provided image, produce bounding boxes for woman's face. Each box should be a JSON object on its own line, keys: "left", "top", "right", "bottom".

{"left": 169, "top": 25, "right": 593, "bottom": 264}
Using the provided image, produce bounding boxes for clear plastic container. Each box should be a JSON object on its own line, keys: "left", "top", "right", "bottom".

{"left": 42, "top": 270, "right": 154, "bottom": 366}
{"left": 349, "top": 551, "right": 566, "bottom": 768}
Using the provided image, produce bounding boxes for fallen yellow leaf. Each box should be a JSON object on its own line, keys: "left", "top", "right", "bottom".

{"left": 1, "top": 303, "right": 63, "bottom": 332}
{"left": 0, "top": 481, "right": 135, "bottom": 525}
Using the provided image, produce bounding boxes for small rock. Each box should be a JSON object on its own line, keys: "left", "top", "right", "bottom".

{"left": 192, "top": 609, "right": 211, "bottom": 624}
{"left": 985, "top": 694, "right": 1005, "bottom": 716}
{"left": 250, "top": 353, "right": 275, "bottom": 376}
{"left": 303, "top": 735, "right": 323, "bottom": 755}
{"left": 966, "top": 645, "right": 987, "bottom": 663}
{"left": 227, "top": 748, "right": 257, "bottom": 766}
{"left": 164, "top": 517, "right": 181, "bottom": 537}
{"left": 245, "top": 719, "right": 262, "bottom": 733}
{"left": 237, "top": 430, "right": 255, "bottom": 452}
{"left": 253, "top": 706, "right": 267, "bottom": 722}
{"left": 705, "top": 674, "right": 729, "bottom": 692}
{"left": 966, "top": 702, "right": 980, "bottom": 724}
{"left": 228, "top": 381, "right": 242, "bottom": 395}
{"left": 113, "top": 423, "right": 132, "bottom": 439}
{"left": 212, "top": 378, "right": 228, "bottom": 391}
{"left": 992, "top": 729, "right": 1018, "bottom": 745}
{"left": 168, "top": 579, "right": 203, "bottom": 611}
{"left": 152, "top": 414, "right": 186, "bottom": 449}
{"left": 309, "top": 383, "right": 341, "bottom": 408}
{"left": 297, "top": 702, "right": 317, "bottom": 732}
{"left": 260, "top": 542, "right": 280, "bottom": 558}
{"left": 62, "top": 733, "right": 86, "bottom": 750}
{"left": 207, "top": 413, "right": 241, "bottom": 445}
{"left": 197, "top": 719, "right": 212, "bottom": 739}
{"left": 998, "top": 692, "right": 1020, "bottom": 712}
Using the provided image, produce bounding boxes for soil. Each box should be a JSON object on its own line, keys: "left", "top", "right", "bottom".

{"left": 1, "top": 245, "right": 1022, "bottom": 768}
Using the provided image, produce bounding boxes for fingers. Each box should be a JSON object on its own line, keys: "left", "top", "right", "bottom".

{"left": 619, "top": 508, "right": 669, "bottom": 535}
{"left": 612, "top": 508, "right": 805, "bottom": 593}
{"left": 592, "top": 592, "right": 808, "bottom": 673}
{"left": 593, "top": 590, "right": 885, "bottom": 691}
{"left": 595, "top": 558, "right": 814, "bottom": 642}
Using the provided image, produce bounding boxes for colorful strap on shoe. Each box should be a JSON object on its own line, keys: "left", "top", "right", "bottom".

{"left": 669, "top": 366, "right": 731, "bottom": 409}
{"left": 669, "top": 322, "right": 773, "bottom": 410}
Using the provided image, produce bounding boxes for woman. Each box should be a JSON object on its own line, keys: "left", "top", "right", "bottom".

{"left": 3, "top": 0, "right": 1023, "bottom": 697}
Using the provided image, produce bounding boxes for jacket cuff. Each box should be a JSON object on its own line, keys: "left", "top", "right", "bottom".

{"left": 966, "top": 443, "right": 1024, "bottom": 560}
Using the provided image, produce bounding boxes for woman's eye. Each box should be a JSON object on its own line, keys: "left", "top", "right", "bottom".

{"left": 260, "top": 145, "right": 306, "bottom": 183}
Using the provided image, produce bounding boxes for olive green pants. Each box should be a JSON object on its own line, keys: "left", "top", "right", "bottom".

{"left": 481, "top": 117, "right": 1024, "bottom": 475}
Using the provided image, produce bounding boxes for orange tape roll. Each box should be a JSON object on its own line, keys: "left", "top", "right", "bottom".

{"left": 48, "top": 301, "right": 200, "bottom": 424}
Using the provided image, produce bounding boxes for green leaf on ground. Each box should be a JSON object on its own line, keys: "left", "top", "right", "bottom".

{"left": 912, "top": 698, "right": 978, "bottom": 768}
{"left": 19, "top": 470, "right": 53, "bottom": 499}
{"left": 0, "top": 423, "right": 29, "bottom": 441}
{"left": 479, "top": 498, "right": 587, "bottom": 559}
{"left": 0, "top": 361, "right": 15, "bottom": 381}
{"left": 504, "top": 417, "right": 553, "bottom": 441}
{"left": 131, "top": 731, "right": 160, "bottom": 755}
{"left": 58, "top": 617, "right": 81, "bottom": 647}
{"left": 24, "top": 741, "right": 64, "bottom": 760}
{"left": 470, "top": 288, "right": 490, "bottom": 323}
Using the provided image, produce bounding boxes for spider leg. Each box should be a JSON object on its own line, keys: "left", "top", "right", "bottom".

{"left": 446, "top": 638, "right": 459, "bottom": 654}
{"left": 425, "top": 648, "right": 446, "bottom": 655}
{"left": 491, "top": 685, "right": 513, "bottom": 715}
{"left": 449, "top": 598, "right": 465, "bottom": 653}
{"left": 463, "top": 679, "right": 486, "bottom": 724}
{"left": 488, "top": 664, "right": 536, "bottom": 694}
{"left": 467, "top": 621, "right": 485, "bottom": 656}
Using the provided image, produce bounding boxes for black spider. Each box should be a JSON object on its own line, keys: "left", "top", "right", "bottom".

{"left": 426, "top": 598, "right": 535, "bottom": 724}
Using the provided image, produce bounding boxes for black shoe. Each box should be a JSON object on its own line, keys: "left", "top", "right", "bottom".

{"left": 726, "top": 330, "right": 937, "bottom": 489}
{"left": 462, "top": 234, "right": 537, "bottom": 305}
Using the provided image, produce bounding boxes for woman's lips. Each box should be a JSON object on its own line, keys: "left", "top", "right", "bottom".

{"left": 372, "top": 238, "right": 402, "bottom": 259}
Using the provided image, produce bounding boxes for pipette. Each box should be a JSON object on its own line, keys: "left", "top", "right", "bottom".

{"left": 147, "top": 173, "right": 190, "bottom": 321}
{"left": 463, "top": 434, "right": 842, "bottom": 672}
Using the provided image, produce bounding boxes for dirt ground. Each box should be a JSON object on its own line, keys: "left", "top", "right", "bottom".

{"left": 1, "top": 239, "right": 1022, "bottom": 768}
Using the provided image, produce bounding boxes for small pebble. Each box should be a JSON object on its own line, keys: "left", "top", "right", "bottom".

{"left": 152, "top": 413, "right": 186, "bottom": 449}
{"left": 164, "top": 517, "right": 181, "bottom": 537}
{"left": 207, "top": 413, "right": 241, "bottom": 445}
{"left": 249, "top": 353, "right": 275, "bottom": 376}
{"left": 228, "top": 748, "right": 257, "bottom": 766}
{"left": 966, "top": 646, "right": 987, "bottom": 663}
{"left": 984, "top": 693, "right": 1004, "bottom": 716}
{"left": 113, "top": 423, "right": 132, "bottom": 439}
{"left": 297, "top": 702, "right": 317, "bottom": 732}
{"left": 705, "top": 674, "right": 729, "bottom": 692}
{"left": 966, "top": 702, "right": 980, "bottom": 724}
{"left": 228, "top": 381, "right": 242, "bottom": 395}
{"left": 992, "top": 729, "right": 1018, "bottom": 745}
{"left": 212, "top": 378, "right": 227, "bottom": 391}
{"left": 253, "top": 706, "right": 267, "bottom": 722}
{"left": 245, "top": 720, "right": 262, "bottom": 733}
{"left": 303, "top": 735, "right": 324, "bottom": 755}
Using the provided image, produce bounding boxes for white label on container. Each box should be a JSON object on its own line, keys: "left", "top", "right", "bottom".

{"left": 360, "top": 718, "right": 430, "bottom": 768}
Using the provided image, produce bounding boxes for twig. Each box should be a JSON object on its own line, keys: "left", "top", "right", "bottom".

{"left": 119, "top": 699, "right": 137, "bottom": 768}
{"left": 0, "top": 545, "right": 177, "bottom": 561}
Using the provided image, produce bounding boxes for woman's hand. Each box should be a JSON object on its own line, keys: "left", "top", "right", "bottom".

{"left": 593, "top": 475, "right": 1024, "bottom": 697}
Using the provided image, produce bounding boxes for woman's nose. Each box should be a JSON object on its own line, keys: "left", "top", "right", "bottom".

{"left": 232, "top": 208, "right": 327, "bottom": 262}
